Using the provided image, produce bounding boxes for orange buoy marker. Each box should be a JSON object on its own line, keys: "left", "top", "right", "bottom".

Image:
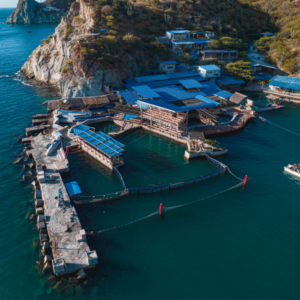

{"left": 159, "top": 203, "right": 163, "bottom": 216}
{"left": 244, "top": 175, "right": 248, "bottom": 187}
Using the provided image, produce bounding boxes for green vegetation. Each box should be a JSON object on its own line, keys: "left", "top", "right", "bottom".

{"left": 64, "top": 25, "right": 74, "bottom": 41}
{"left": 73, "top": 16, "right": 86, "bottom": 23}
{"left": 41, "top": 34, "right": 52, "bottom": 45}
{"left": 225, "top": 60, "right": 254, "bottom": 81}
{"left": 209, "top": 37, "right": 246, "bottom": 50}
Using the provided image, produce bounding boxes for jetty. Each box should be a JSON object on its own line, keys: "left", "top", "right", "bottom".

{"left": 26, "top": 128, "right": 98, "bottom": 276}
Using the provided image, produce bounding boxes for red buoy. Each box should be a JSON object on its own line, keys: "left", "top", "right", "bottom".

{"left": 244, "top": 175, "right": 248, "bottom": 186}
{"left": 159, "top": 203, "right": 163, "bottom": 216}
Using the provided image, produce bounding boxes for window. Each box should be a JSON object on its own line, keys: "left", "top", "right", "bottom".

{"left": 167, "top": 66, "right": 174, "bottom": 69}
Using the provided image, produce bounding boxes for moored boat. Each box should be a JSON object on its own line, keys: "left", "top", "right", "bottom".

{"left": 284, "top": 164, "right": 300, "bottom": 178}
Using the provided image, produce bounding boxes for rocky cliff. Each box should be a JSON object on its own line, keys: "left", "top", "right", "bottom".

{"left": 21, "top": 0, "right": 154, "bottom": 98}
{"left": 6, "top": 0, "right": 74, "bottom": 24}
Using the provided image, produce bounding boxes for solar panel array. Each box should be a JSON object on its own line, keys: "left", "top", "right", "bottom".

{"left": 75, "top": 128, "right": 124, "bottom": 157}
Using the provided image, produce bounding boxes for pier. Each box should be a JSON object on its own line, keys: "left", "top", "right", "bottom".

{"left": 26, "top": 129, "right": 98, "bottom": 276}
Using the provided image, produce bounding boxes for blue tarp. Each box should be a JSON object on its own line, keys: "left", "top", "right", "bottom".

{"left": 123, "top": 114, "right": 139, "bottom": 120}
{"left": 214, "top": 90, "right": 233, "bottom": 99}
{"left": 132, "top": 85, "right": 161, "bottom": 99}
{"left": 65, "top": 181, "right": 82, "bottom": 196}
{"left": 268, "top": 75, "right": 300, "bottom": 90}
{"left": 119, "top": 90, "right": 140, "bottom": 105}
{"left": 217, "top": 76, "right": 245, "bottom": 85}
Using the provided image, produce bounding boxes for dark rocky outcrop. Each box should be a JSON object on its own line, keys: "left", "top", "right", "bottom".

{"left": 6, "top": 0, "right": 74, "bottom": 24}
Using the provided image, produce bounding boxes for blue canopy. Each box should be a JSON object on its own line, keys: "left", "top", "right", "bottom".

{"left": 161, "top": 61, "right": 178, "bottom": 65}
{"left": 119, "top": 90, "right": 140, "bottom": 105}
{"left": 65, "top": 182, "right": 82, "bottom": 196}
{"left": 214, "top": 90, "right": 233, "bottom": 99}
{"left": 268, "top": 75, "right": 300, "bottom": 90}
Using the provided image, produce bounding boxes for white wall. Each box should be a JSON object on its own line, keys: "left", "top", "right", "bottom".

{"left": 198, "top": 66, "right": 220, "bottom": 79}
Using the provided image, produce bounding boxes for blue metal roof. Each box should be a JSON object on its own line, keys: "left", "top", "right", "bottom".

{"left": 199, "top": 64, "right": 220, "bottom": 71}
{"left": 137, "top": 96, "right": 219, "bottom": 112}
{"left": 161, "top": 61, "right": 178, "bottom": 65}
{"left": 217, "top": 75, "right": 245, "bottom": 85}
{"left": 214, "top": 90, "right": 233, "bottom": 99}
{"left": 135, "top": 71, "right": 200, "bottom": 83}
{"left": 200, "top": 49, "right": 238, "bottom": 54}
{"left": 72, "top": 124, "right": 124, "bottom": 157}
{"left": 166, "top": 30, "right": 190, "bottom": 34}
{"left": 172, "top": 40, "right": 209, "bottom": 45}
{"left": 119, "top": 90, "right": 140, "bottom": 105}
{"left": 175, "top": 65, "right": 185, "bottom": 70}
{"left": 268, "top": 75, "right": 300, "bottom": 90}
{"left": 132, "top": 85, "right": 161, "bottom": 99}
{"left": 153, "top": 85, "right": 206, "bottom": 101}
{"left": 179, "top": 79, "right": 206, "bottom": 89}
{"left": 249, "top": 58, "right": 277, "bottom": 69}
{"left": 124, "top": 75, "right": 206, "bottom": 90}
{"left": 65, "top": 181, "right": 82, "bottom": 196}
{"left": 199, "top": 81, "right": 221, "bottom": 96}
{"left": 254, "top": 74, "right": 275, "bottom": 81}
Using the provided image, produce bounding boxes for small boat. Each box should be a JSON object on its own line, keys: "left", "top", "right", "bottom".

{"left": 28, "top": 31, "right": 33, "bottom": 33}
{"left": 8, "top": 25, "right": 12, "bottom": 27}
{"left": 284, "top": 164, "right": 300, "bottom": 178}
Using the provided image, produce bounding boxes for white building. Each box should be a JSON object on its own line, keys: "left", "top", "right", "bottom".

{"left": 165, "top": 30, "right": 190, "bottom": 40}
{"left": 159, "top": 61, "right": 177, "bottom": 74}
{"left": 198, "top": 65, "right": 221, "bottom": 81}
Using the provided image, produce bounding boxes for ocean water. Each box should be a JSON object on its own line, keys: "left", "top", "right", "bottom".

{"left": 1, "top": 8, "right": 300, "bottom": 299}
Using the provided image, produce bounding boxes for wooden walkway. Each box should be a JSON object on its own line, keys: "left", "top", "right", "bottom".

{"left": 191, "top": 113, "right": 256, "bottom": 137}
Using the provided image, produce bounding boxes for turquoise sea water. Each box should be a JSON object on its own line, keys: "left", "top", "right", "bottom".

{"left": 1, "top": 8, "right": 300, "bottom": 299}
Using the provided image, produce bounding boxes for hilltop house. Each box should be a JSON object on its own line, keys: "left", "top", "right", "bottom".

{"left": 198, "top": 65, "right": 221, "bottom": 81}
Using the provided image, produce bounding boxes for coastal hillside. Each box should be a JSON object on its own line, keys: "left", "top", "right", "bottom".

{"left": 22, "top": 0, "right": 275, "bottom": 97}
{"left": 250, "top": 0, "right": 300, "bottom": 75}
{"left": 6, "top": 0, "right": 75, "bottom": 24}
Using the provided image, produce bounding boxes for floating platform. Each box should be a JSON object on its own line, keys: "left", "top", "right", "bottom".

{"left": 33, "top": 113, "right": 50, "bottom": 119}
{"left": 32, "top": 118, "right": 50, "bottom": 126}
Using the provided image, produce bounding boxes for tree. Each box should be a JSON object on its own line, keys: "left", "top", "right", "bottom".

{"left": 225, "top": 60, "right": 254, "bottom": 81}
{"left": 208, "top": 36, "right": 246, "bottom": 50}
{"left": 254, "top": 36, "right": 272, "bottom": 52}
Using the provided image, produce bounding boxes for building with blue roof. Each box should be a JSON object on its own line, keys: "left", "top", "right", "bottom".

{"left": 165, "top": 30, "right": 190, "bottom": 40}
{"left": 199, "top": 49, "right": 239, "bottom": 61}
{"left": 71, "top": 124, "right": 124, "bottom": 169}
{"left": 268, "top": 75, "right": 300, "bottom": 93}
{"left": 249, "top": 57, "right": 277, "bottom": 75}
{"left": 216, "top": 75, "right": 245, "bottom": 91}
{"left": 198, "top": 65, "right": 221, "bottom": 80}
{"left": 159, "top": 61, "right": 178, "bottom": 74}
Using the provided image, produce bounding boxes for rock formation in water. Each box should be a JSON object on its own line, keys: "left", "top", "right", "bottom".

{"left": 6, "top": 0, "right": 74, "bottom": 24}
{"left": 21, "top": 0, "right": 156, "bottom": 98}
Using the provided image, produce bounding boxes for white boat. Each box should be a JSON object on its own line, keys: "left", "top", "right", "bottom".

{"left": 284, "top": 164, "right": 300, "bottom": 178}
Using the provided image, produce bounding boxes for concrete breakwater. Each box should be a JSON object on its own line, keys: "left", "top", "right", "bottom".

{"left": 23, "top": 118, "right": 98, "bottom": 278}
